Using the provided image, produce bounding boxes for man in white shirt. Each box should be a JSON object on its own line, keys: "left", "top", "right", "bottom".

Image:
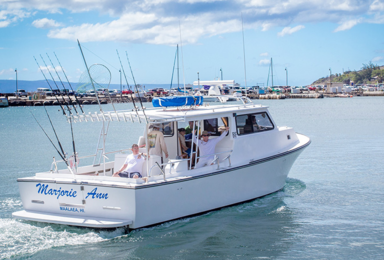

{"left": 113, "top": 144, "right": 146, "bottom": 178}
{"left": 193, "top": 127, "right": 229, "bottom": 169}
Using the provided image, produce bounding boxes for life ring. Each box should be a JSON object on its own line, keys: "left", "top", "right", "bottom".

{"left": 33, "top": 94, "right": 38, "bottom": 100}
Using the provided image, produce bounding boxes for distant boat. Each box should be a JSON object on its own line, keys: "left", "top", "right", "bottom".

{"left": 0, "top": 97, "right": 9, "bottom": 107}
{"left": 336, "top": 94, "right": 353, "bottom": 98}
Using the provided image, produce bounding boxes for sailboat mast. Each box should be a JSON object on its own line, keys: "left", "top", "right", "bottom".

{"left": 271, "top": 58, "right": 274, "bottom": 88}
{"left": 241, "top": 14, "right": 247, "bottom": 94}
{"left": 177, "top": 44, "right": 180, "bottom": 93}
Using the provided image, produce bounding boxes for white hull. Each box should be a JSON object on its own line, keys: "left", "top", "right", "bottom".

{"left": 13, "top": 135, "right": 309, "bottom": 229}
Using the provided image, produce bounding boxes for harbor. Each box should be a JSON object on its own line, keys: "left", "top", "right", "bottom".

{"left": 5, "top": 90, "right": 384, "bottom": 106}
{"left": 2, "top": 0, "right": 384, "bottom": 257}
{"left": 2, "top": 97, "right": 384, "bottom": 259}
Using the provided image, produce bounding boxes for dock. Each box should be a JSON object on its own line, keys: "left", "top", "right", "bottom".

{"left": 5, "top": 96, "right": 152, "bottom": 107}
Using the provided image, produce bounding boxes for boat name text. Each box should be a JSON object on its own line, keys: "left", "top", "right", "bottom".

{"left": 85, "top": 188, "right": 108, "bottom": 200}
{"left": 36, "top": 183, "right": 77, "bottom": 199}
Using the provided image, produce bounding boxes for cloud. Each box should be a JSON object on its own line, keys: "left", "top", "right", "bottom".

{"left": 370, "top": 0, "right": 384, "bottom": 11}
{"left": 48, "top": 13, "right": 242, "bottom": 45}
{"left": 278, "top": 25, "right": 305, "bottom": 37}
{"left": 32, "top": 18, "right": 63, "bottom": 28}
{"left": 0, "top": 68, "right": 15, "bottom": 75}
{"left": 334, "top": 19, "right": 361, "bottom": 32}
{"left": 38, "top": 65, "right": 63, "bottom": 73}
{"left": 1, "top": 0, "right": 384, "bottom": 44}
{"left": 259, "top": 59, "right": 270, "bottom": 65}
{"left": 260, "top": 52, "right": 268, "bottom": 56}
{"left": 372, "top": 56, "right": 384, "bottom": 62}
{"left": 0, "top": 9, "right": 31, "bottom": 28}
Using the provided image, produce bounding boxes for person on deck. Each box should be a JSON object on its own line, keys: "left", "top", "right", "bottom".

{"left": 146, "top": 124, "right": 169, "bottom": 160}
{"left": 178, "top": 128, "right": 191, "bottom": 158}
{"left": 193, "top": 127, "right": 229, "bottom": 169}
{"left": 185, "top": 121, "right": 199, "bottom": 140}
{"left": 113, "top": 144, "right": 146, "bottom": 179}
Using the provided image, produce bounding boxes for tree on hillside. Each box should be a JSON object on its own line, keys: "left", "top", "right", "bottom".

{"left": 352, "top": 71, "right": 363, "bottom": 84}
{"left": 372, "top": 69, "right": 384, "bottom": 83}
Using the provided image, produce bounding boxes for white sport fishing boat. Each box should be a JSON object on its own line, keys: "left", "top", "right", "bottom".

{"left": 13, "top": 95, "right": 310, "bottom": 229}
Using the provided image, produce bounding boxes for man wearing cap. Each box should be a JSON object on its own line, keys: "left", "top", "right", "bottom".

{"left": 113, "top": 144, "right": 147, "bottom": 179}
{"left": 193, "top": 127, "right": 229, "bottom": 169}
{"left": 146, "top": 124, "right": 169, "bottom": 160}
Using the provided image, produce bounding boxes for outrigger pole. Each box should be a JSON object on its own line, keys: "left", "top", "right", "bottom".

{"left": 46, "top": 53, "right": 79, "bottom": 114}
{"left": 40, "top": 54, "right": 73, "bottom": 114}
{"left": 54, "top": 52, "right": 85, "bottom": 114}
{"left": 77, "top": 39, "right": 104, "bottom": 114}
{"left": 34, "top": 56, "right": 67, "bottom": 116}
{"left": 126, "top": 51, "right": 148, "bottom": 123}
{"left": 116, "top": 50, "right": 141, "bottom": 123}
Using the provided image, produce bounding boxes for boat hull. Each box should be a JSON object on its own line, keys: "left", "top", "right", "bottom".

{"left": 13, "top": 137, "right": 309, "bottom": 229}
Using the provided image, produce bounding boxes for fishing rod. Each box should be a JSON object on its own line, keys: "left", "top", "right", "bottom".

{"left": 69, "top": 116, "right": 77, "bottom": 170}
{"left": 40, "top": 54, "right": 73, "bottom": 115}
{"left": 116, "top": 50, "right": 141, "bottom": 123}
{"left": 125, "top": 51, "right": 148, "bottom": 123}
{"left": 43, "top": 105, "right": 66, "bottom": 159}
{"left": 46, "top": 53, "right": 79, "bottom": 114}
{"left": 34, "top": 56, "right": 67, "bottom": 116}
{"left": 54, "top": 52, "right": 85, "bottom": 114}
{"left": 29, "top": 111, "right": 68, "bottom": 167}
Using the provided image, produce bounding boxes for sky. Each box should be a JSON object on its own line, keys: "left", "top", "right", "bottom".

{"left": 1, "top": 0, "right": 384, "bottom": 88}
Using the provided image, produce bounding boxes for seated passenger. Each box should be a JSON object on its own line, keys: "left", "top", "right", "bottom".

{"left": 251, "top": 116, "right": 260, "bottom": 131}
{"left": 244, "top": 119, "right": 253, "bottom": 133}
{"left": 178, "top": 128, "right": 191, "bottom": 158}
{"left": 185, "top": 121, "right": 199, "bottom": 140}
{"left": 113, "top": 144, "right": 147, "bottom": 179}
{"left": 193, "top": 127, "right": 229, "bottom": 169}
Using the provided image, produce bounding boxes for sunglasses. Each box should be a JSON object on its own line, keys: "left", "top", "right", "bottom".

{"left": 202, "top": 135, "right": 209, "bottom": 137}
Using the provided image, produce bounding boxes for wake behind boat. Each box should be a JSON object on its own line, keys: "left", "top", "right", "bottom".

{"left": 13, "top": 95, "right": 310, "bottom": 229}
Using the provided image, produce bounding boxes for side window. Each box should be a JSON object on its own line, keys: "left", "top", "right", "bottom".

{"left": 160, "top": 122, "right": 174, "bottom": 137}
{"left": 253, "top": 113, "right": 274, "bottom": 131}
{"left": 236, "top": 113, "right": 274, "bottom": 135}
{"left": 236, "top": 115, "right": 248, "bottom": 135}
{"left": 204, "top": 118, "right": 218, "bottom": 135}
{"left": 204, "top": 117, "right": 229, "bottom": 136}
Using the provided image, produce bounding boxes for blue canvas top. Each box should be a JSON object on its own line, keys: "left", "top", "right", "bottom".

{"left": 152, "top": 96, "right": 204, "bottom": 108}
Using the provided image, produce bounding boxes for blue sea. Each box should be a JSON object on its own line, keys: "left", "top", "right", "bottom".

{"left": 1, "top": 97, "right": 384, "bottom": 259}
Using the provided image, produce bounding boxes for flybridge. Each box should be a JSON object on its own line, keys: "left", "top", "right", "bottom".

{"left": 66, "top": 99, "right": 264, "bottom": 124}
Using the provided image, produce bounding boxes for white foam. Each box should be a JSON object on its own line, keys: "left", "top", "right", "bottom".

{"left": 0, "top": 198, "right": 22, "bottom": 210}
{"left": 0, "top": 218, "right": 122, "bottom": 259}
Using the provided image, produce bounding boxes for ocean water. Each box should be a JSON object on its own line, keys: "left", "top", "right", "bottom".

{"left": 1, "top": 97, "right": 384, "bottom": 259}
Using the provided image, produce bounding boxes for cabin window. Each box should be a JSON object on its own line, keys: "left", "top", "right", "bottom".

{"left": 235, "top": 112, "right": 274, "bottom": 135}
{"left": 203, "top": 117, "right": 229, "bottom": 136}
{"left": 159, "top": 122, "right": 174, "bottom": 137}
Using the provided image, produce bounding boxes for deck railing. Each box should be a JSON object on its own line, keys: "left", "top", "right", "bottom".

{"left": 148, "top": 149, "right": 233, "bottom": 181}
